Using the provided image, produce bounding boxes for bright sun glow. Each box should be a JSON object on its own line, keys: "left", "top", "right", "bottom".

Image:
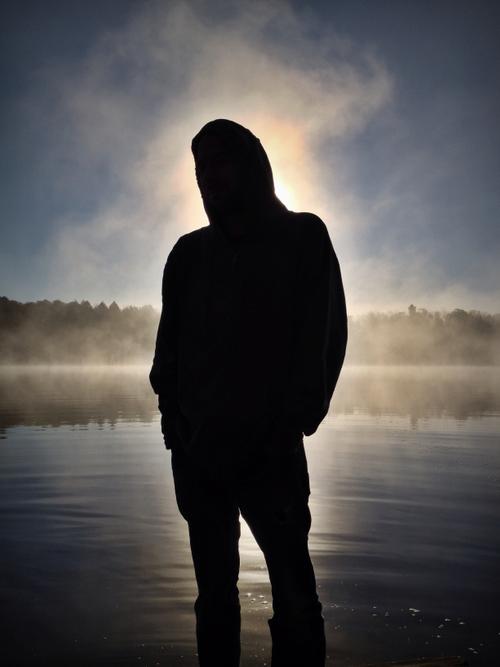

{"left": 274, "top": 177, "right": 297, "bottom": 210}
{"left": 249, "top": 115, "right": 310, "bottom": 213}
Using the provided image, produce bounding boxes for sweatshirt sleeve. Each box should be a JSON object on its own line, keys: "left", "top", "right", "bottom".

{"left": 149, "top": 241, "right": 182, "bottom": 449}
{"left": 283, "top": 215, "right": 348, "bottom": 436}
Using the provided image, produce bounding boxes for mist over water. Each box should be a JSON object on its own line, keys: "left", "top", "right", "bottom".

{"left": 1, "top": 366, "right": 500, "bottom": 665}
{"left": 2, "top": 297, "right": 500, "bottom": 366}
{"left": 1, "top": 364, "right": 499, "bottom": 435}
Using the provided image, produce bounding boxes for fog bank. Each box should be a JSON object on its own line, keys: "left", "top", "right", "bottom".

{"left": 1, "top": 297, "right": 499, "bottom": 366}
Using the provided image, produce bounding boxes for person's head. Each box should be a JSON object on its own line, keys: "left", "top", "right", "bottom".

{"left": 191, "top": 119, "right": 282, "bottom": 232}
{"left": 193, "top": 130, "right": 248, "bottom": 216}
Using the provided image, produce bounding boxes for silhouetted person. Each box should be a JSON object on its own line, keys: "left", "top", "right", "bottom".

{"left": 149, "top": 119, "right": 347, "bottom": 667}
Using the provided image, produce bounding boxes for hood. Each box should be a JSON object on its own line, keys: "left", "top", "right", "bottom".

{"left": 191, "top": 118, "right": 288, "bottom": 242}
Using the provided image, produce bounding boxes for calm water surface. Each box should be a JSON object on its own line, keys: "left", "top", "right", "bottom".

{"left": 1, "top": 366, "right": 499, "bottom": 666}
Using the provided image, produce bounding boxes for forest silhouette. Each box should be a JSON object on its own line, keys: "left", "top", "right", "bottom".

{"left": 1, "top": 296, "right": 499, "bottom": 365}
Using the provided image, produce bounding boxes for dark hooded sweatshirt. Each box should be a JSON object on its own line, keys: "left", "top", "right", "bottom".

{"left": 149, "top": 119, "right": 347, "bottom": 475}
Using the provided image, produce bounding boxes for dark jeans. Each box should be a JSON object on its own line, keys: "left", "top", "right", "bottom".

{"left": 170, "top": 430, "right": 326, "bottom": 667}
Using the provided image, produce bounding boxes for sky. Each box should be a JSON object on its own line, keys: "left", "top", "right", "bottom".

{"left": 1, "top": 0, "right": 499, "bottom": 314}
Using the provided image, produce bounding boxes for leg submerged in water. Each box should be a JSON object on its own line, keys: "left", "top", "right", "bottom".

{"left": 239, "top": 440, "right": 326, "bottom": 667}
{"left": 171, "top": 446, "right": 242, "bottom": 666}
{"left": 189, "top": 517, "right": 241, "bottom": 667}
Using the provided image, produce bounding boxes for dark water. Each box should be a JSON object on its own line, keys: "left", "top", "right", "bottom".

{"left": 1, "top": 366, "right": 499, "bottom": 666}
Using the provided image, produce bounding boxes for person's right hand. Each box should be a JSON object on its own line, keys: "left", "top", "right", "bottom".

{"left": 158, "top": 396, "right": 184, "bottom": 451}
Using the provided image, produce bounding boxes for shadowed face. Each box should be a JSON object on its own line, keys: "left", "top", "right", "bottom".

{"left": 194, "top": 133, "right": 247, "bottom": 214}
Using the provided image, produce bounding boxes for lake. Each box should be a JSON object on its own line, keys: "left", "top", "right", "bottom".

{"left": 1, "top": 366, "right": 499, "bottom": 666}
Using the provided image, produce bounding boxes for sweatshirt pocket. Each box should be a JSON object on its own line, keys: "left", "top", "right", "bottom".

{"left": 183, "top": 415, "right": 272, "bottom": 480}
{"left": 267, "top": 414, "right": 304, "bottom": 460}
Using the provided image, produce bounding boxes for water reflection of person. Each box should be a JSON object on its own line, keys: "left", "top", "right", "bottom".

{"left": 150, "top": 119, "right": 347, "bottom": 666}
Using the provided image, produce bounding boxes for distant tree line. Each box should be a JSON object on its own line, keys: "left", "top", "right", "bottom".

{"left": 0, "top": 296, "right": 158, "bottom": 364}
{"left": 1, "top": 297, "right": 499, "bottom": 365}
{"left": 347, "top": 305, "right": 500, "bottom": 365}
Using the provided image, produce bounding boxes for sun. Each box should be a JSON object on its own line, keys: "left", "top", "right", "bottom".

{"left": 247, "top": 115, "right": 306, "bottom": 212}
{"left": 274, "top": 177, "right": 297, "bottom": 210}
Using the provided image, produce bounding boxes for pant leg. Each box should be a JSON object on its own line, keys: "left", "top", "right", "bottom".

{"left": 171, "top": 445, "right": 241, "bottom": 667}
{"left": 238, "top": 436, "right": 326, "bottom": 667}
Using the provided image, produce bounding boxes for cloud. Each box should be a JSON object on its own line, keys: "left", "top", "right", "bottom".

{"left": 37, "top": 0, "right": 392, "bottom": 307}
